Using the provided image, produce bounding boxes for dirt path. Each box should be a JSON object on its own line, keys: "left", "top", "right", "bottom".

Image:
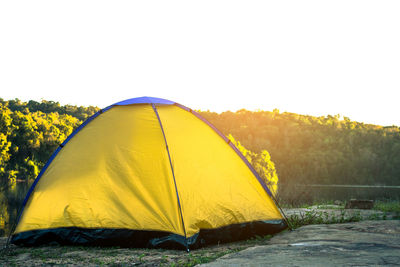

{"left": 201, "top": 220, "right": 400, "bottom": 266}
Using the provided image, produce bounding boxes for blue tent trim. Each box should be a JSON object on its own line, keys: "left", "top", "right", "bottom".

{"left": 112, "top": 96, "right": 175, "bottom": 106}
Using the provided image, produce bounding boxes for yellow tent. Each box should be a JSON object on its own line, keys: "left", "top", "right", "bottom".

{"left": 11, "top": 97, "right": 287, "bottom": 249}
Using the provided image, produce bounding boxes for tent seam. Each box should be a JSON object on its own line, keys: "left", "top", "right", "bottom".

{"left": 151, "top": 104, "right": 189, "bottom": 251}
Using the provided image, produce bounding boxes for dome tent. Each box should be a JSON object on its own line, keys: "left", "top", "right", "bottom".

{"left": 11, "top": 97, "right": 287, "bottom": 249}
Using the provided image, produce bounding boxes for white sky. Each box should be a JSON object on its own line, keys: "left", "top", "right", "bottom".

{"left": 1, "top": 1, "right": 399, "bottom": 126}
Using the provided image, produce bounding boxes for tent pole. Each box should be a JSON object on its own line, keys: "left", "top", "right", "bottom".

{"left": 269, "top": 192, "right": 293, "bottom": 230}
{"left": 152, "top": 104, "right": 189, "bottom": 251}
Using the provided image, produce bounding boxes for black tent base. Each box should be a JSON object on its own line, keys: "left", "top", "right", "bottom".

{"left": 11, "top": 219, "right": 287, "bottom": 250}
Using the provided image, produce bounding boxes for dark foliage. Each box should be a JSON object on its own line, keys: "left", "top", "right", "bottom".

{"left": 200, "top": 109, "right": 400, "bottom": 186}
{"left": 0, "top": 99, "right": 99, "bottom": 187}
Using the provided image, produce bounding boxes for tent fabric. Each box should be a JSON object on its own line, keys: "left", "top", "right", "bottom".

{"left": 156, "top": 105, "right": 282, "bottom": 237}
{"left": 12, "top": 97, "right": 287, "bottom": 249}
{"left": 177, "top": 104, "right": 274, "bottom": 197}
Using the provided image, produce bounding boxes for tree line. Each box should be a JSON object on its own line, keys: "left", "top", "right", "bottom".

{"left": 0, "top": 99, "right": 98, "bottom": 188}
{"left": 200, "top": 109, "right": 400, "bottom": 186}
{"left": 1, "top": 99, "right": 399, "bottom": 191}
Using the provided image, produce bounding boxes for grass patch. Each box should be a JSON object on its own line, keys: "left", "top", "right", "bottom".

{"left": 0, "top": 241, "right": 256, "bottom": 266}
{"left": 287, "top": 209, "right": 363, "bottom": 229}
{"left": 180, "top": 249, "right": 241, "bottom": 267}
{"left": 373, "top": 200, "right": 400, "bottom": 213}
{"left": 373, "top": 200, "right": 400, "bottom": 219}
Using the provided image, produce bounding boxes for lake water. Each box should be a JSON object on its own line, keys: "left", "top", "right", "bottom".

{"left": 0, "top": 182, "right": 30, "bottom": 237}
{"left": 277, "top": 184, "right": 400, "bottom": 206}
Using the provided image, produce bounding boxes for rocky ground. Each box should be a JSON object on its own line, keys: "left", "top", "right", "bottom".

{"left": 0, "top": 207, "right": 398, "bottom": 266}
{"left": 201, "top": 220, "right": 400, "bottom": 267}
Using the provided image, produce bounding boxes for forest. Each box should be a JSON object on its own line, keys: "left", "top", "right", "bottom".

{"left": 201, "top": 109, "right": 400, "bottom": 186}
{"left": 1, "top": 98, "right": 400, "bottom": 192}
{"left": 0, "top": 99, "right": 98, "bottom": 189}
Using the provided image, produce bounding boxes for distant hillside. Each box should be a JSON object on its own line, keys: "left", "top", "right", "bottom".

{"left": 200, "top": 110, "right": 400, "bottom": 186}
{"left": 1, "top": 98, "right": 399, "bottom": 190}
